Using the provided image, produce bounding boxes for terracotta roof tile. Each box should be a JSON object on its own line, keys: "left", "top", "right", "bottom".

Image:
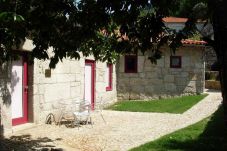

{"left": 181, "top": 39, "right": 207, "bottom": 45}
{"left": 163, "top": 17, "right": 188, "bottom": 23}
{"left": 163, "top": 17, "right": 205, "bottom": 23}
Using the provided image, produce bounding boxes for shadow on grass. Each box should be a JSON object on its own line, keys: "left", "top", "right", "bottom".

{"left": 0, "top": 134, "right": 63, "bottom": 151}
{"left": 131, "top": 105, "right": 227, "bottom": 151}
{"left": 162, "top": 105, "right": 227, "bottom": 151}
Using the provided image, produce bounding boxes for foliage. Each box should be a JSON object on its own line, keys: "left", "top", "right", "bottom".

{"left": 0, "top": 0, "right": 194, "bottom": 68}
{"left": 130, "top": 106, "right": 227, "bottom": 151}
{"left": 1, "top": 0, "right": 227, "bottom": 124}
{"left": 205, "top": 71, "right": 220, "bottom": 81}
{"left": 107, "top": 94, "right": 207, "bottom": 114}
{"left": 173, "top": 0, "right": 209, "bottom": 18}
{"left": 188, "top": 31, "right": 202, "bottom": 40}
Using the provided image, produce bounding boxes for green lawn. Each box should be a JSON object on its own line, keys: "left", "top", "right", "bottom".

{"left": 107, "top": 94, "right": 208, "bottom": 114}
{"left": 130, "top": 106, "right": 227, "bottom": 151}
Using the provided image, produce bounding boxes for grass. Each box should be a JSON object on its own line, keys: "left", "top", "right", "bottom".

{"left": 130, "top": 106, "right": 227, "bottom": 151}
{"left": 107, "top": 94, "right": 208, "bottom": 114}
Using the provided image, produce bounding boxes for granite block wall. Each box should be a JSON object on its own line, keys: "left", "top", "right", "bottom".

{"left": 117, "top": 45, "right": 205, "bottom": 100}
{"left": 31, "top": 56, "right": 117, "bottom": 124}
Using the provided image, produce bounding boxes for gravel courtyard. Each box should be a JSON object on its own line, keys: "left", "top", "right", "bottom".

{"left": 5, "top": 91, "right": 222, "bottom": 151}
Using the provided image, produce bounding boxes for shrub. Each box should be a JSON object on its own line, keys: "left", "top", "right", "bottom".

{"left": 205, "top": 71, "right": 219, "bottom": 81}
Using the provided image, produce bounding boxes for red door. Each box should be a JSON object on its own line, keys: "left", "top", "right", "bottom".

{"left": 12, "top": 56, "right": 28, "bottom": 126}
{"left": 84, "top": 60, "right": 95, "bottom": 110}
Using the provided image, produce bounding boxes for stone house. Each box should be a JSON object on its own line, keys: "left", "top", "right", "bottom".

{"left": 163, "top": 17, "right": 209, "bottom": 34}
{"left": 0, "top": 17, "right": 207, "bottom": 135}
{"left": 163, "top": 17, "right": 216, "bottom": 70}
{"left": 117, "top": 41, "right": 206, "bottom": 100}
{"left": 116, "top": 17, "right": 207, "bottom": 100}
{"left": 0, "top": 41, "right": 117, "bottom": 134}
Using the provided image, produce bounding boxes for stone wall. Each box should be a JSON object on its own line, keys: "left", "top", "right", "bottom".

{"left": 165, "top": 22, "right": 205, "bottom": 33}
{"left": 0, "top": 54, "right": 117, "bottom": 132}
{"left": 0, "top": 62, "right": 12, "bottom": 134}
{"left": 204, "top": 47, "right": 217, "bottom": 70}
{"left": 117, "top": 45, "right": 205, "bottom": 100}
{"left": 205, "top": 80, "right": 221, "bottom": 90}
{"left": 31, "top": 56, "right": 117, "bottom": 124}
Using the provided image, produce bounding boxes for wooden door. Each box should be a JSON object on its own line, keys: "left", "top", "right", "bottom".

{"left": 84, "top": 60, "right": 95, "bottom": 110}
{"left": 11, "top": 56, "right": 28, "bottom": 126}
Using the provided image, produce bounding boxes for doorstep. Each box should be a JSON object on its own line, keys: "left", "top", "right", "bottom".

{"left": 11, "top": 123, "right": 38, "bottom": 134}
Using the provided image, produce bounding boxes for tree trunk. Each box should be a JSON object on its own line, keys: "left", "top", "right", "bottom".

{"left": 213, "top": 1, "right": 227, "bottom": 125}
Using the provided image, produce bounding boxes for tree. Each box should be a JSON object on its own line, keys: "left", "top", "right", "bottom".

{"left": 173, "top": 0, "right": 227, "bottom": 125}
{"left": 208, "top": 0, "right": 227, "bottom": 125}
{"left": 173, "top": 0, "right": 208, "bottom": 17}
{"left": 0, "top": 0, "right": 227, "bottom": 124}
{"left": 0, "top": 0, "right": 181, "bottom": 66}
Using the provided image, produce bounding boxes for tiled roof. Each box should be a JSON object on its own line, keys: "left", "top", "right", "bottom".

{"left": 181, "top": 39, "right": 207, "bottom": 45}
{"left": 163, "top": 17, "right": 205, "bottom": 23}
{"left": 163, "top": 17, "right": 188, "bottom": 23}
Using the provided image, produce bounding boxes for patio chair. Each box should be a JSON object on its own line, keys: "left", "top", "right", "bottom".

{"left": 93, "top": 97, "right": 106, "bottom": 123}
{"left": 56, "top": 102, "right": 75, "bottom": 127}
{"left": 73, "top": 101, "right": 92, "bottom": 128}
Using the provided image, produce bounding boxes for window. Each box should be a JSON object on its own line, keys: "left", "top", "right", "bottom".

{"left": 170, "top": 56, "right": 181, "bottom": 68}
{"left": 106, "top": 64, "right": 113, "bottom": 91}
{"left": 125, "top": 55, "right": 137, "bottom": 73}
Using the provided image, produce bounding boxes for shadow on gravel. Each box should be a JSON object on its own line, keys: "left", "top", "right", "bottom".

{"left": 205, "top": 89, "right": 221, "bottom": 93}
{"left": 0, "top": 134, "right": 63, "bottom": 151}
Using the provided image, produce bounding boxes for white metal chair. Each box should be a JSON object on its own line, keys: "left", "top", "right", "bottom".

{"left": 73, "top": 101, "right": 92, "bottom": 128}
{"left": 93, "top": 97, "right": 106, "bottom": 123}
{"left": 56, "top": 102, "right": 75, "bottom": 127}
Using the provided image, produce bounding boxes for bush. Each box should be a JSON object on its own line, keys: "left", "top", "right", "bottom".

{"left": 205, "top": 71, "right": 219, "bottom": 81}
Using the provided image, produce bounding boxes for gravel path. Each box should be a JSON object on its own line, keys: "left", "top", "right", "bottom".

{"left": 6, "top": 91, "right": 222, "bottom": 151}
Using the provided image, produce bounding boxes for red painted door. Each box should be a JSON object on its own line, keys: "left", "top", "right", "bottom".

{"left": 12, "top": 56, "right": 28, "bottom": 126}
{"left": 84, "top": 60, "right": 95, "bottom": 110}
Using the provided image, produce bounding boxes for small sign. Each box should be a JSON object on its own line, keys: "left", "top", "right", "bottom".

{"left": 45, "top": 69, "right": 51, "bottom": 78}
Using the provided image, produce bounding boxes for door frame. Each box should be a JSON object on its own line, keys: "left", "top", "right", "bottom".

{"left": 85, "top": 60, "right": 95, "bottom": 110}
{"left": 12, "top": 54, "right": 28, "bottom": 126}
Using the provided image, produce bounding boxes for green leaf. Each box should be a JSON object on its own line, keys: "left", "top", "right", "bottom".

{"left": 0, "top": 12, "right": 24, "bottom": 22}
{"left": 14, "top": 14, "right": 25, "bottom": 21}
{"left": 0, "top": 12, "right": 13, "bottom": 21}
